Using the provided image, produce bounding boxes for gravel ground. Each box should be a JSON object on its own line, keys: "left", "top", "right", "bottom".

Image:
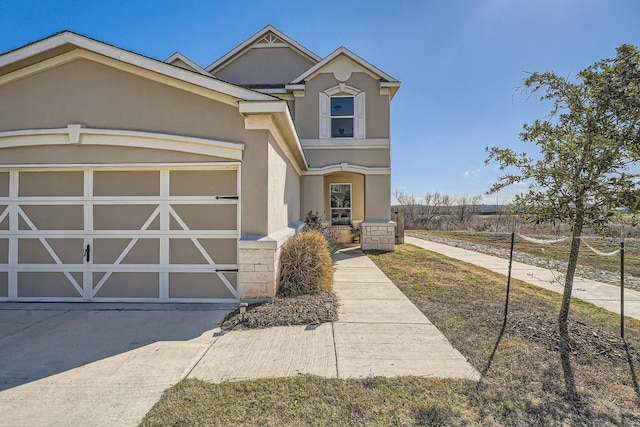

{"left": 221, "top": 291, "right": 338, "bottom": 331}
{"left": 407, "top": 231, "right": 640, "bottom": 290}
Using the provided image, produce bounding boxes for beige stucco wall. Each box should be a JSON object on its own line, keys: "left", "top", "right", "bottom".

{"left": 300, "top": 175, "right": 325, "bottom": 220}
{"left": 0, "top": 58, "right": 247, "bottom": 142}
{"left": 215, "top": 47, "right": 315, "bottom": 85}
{"left": 0, "top": 56, "right": 277, "bottom": 236}
{"left": 267, "top": 136, "right": 301, "bottom": 234}
{"left": 304, "top": 148, "right": 390, "bottom": 168}
{"left": 294, "top": 72, "right": 390, "bottom": 140}
{"left": 240, "top": 130, "right": 269, "bottom": 235}
{"left": 324, "top": 172, "right": 365, "bottom": 224}
{"left": 365, "top": 174, "right": 391, "bottom": 221}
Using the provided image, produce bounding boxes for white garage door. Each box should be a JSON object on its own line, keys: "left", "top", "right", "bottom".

{"left": 0, "top": 165, "right": 240, "bottom": 302}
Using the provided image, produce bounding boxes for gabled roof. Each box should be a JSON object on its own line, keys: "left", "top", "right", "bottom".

{"left": 0, "top": 31, "right": 276, "bottom": 103}
{"left": 291, "top": 46, "right": 399, "bottom": 84}
{"left": 165, "top": 52, "right": 212, "bottom": 76}
{"left": 206, "top": 25, "right": 321, "bottom": 74}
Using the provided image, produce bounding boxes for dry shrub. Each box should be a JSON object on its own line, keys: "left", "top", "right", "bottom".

{"left": 278, "top": 231, "right": 333, "bottom": 296}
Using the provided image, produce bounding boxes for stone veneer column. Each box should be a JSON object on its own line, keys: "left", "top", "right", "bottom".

{"left": 360, "top": 220, "right": 396, "bottom": 251}
{"left": 237, "top": 224, "right": 301, "bottom": 301}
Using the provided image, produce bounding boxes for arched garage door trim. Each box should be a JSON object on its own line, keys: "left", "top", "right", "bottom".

{"left": 0, "top": 125, "right": 244, "bottom": 161}
{"left": 0, "top": 128, "right": 243, "bottom": 303}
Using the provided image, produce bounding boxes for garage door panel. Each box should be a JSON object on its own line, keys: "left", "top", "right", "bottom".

{"left": 0, "top": 172, "right": 8, "bottom": 197}
{"left": 18, "top": 171, "right": 83, "bottom": 197}
{"left": 168, "top": 238, "right": 236, "bottom": 266}
{"left": 121, "top": 239, "right": 159, "bottom": 264}
{"left": 94, "top": 205, "right": 159, "bottom": 230}
{"left": 0, "top": 238, "right": 7, "bottom": 263}
{"left": 170, "top": 204, "right": 236, "bottom": 230}
{"left": 19, "top": 205, "right": 83, "bottom": 230}
{"left": 93, "top": 171, "right": 160, "bottom": 196}
{"left": 169, "top": 272, "right": 237, "bottom": 299}
{"left": 47, "top": 239, "right": 84, "bottom": 264}
{"left": 93, "top": 238, "right": 160, "bottom": 265}
{"left": 199, "top": 239, "right": 237, "bottom": 264}
{"left": 170, "top": 170, "right": 236, "bottom": 196}
{"left": 169, "top": 239, "right": 208, "bottom": 264}
{"left": 92, "top": 239, "right": 130, "bottom": 264}
{"left": 19, "top": 238, "right": 84, "bottom": 265}
{"left": 147, "top": 215, "right": 160, "bottom": 231}
{"left": 18, "top": 239, "right": 56, "bottom": 264}
{"left": 0, "top": 273, "right": 7, "bottom": 297}
{"left": 18, "top": 272, "right": 82, "bottom": 298}
{"left": 93, "top": 272, "right": 159, "bottom": 298}
{"left": 0, "top": 206, "right": 7, "bottom": 229}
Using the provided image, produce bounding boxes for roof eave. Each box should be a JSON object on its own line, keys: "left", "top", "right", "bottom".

{"left": 165, "top": 52, "right": 212, "bottom": 76}
{"left": 0, "top": 31, "right": 276, "bottom": 102}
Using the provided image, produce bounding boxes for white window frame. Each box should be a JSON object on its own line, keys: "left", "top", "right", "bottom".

{"left": 330, "top": 96, "right": 354, "bottom": 138}
{"left": 330, "top": 183, "right": 352, "bottom": 226}
{"left": 319, "top": 85, "right": 365, "bottom": 139}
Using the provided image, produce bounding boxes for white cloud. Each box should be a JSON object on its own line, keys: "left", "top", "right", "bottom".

{"left": 462, "top": 169, "right": 482, "bottom": 178}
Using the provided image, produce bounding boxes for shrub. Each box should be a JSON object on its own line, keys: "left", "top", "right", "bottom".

{"left": 302, "top": 210, "right": 339, "bottom": 262}
{"left": 278, "top": 230, "right": 334, "bottom": 297}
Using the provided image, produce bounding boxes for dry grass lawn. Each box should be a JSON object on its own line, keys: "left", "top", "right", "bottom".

{"left": 140, "top": 244, "right": 640, "bottom": 426}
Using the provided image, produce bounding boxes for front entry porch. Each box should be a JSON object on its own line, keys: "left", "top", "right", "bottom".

{"left": 301, "top": 170, "right": 396, "bottom": 251}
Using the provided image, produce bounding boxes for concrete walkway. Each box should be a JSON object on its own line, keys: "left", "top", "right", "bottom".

{"left": 406, "top": 236, "right": 640, "bottom": 320}
{"left": 189, "top": 247, "right": 480, "bottom": 382}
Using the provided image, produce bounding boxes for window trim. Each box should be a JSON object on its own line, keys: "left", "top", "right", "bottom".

{"left": 330, "top": 182, "right": 352, "bottom": 226}
{"left": 319, "top": 85, "right": 365, "bottom": 139}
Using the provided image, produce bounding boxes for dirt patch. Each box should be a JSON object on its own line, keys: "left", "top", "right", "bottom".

{"left": 221, "top": 291, "right": 338, "bottom": 331}
{"left": 507, "top": 309, "right": 640, "bottom": 365}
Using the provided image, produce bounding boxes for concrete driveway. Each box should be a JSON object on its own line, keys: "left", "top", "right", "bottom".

{"left": 0, "top": 306, "right": 229, "bottom": 427}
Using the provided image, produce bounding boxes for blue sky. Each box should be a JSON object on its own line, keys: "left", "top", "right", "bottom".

{"left": 1, "top": 0, "right": 638, "bottom": 203}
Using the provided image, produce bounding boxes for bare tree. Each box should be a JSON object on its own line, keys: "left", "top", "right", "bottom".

{"left": 421, "top": 192, "right": 453, "bottom": 225}
{"left": 393, "top": 189, "right": 419, "bottom": 226}
{"left": 454, "top": 195, "right": 482, "bottom": 224}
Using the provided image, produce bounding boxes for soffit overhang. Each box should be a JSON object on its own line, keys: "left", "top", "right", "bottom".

{"left": 239, "top": 100, "right": 308, "bottom": 173}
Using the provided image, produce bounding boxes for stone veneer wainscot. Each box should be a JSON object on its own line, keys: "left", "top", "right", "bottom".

{"left": 237, "top": 223, "right": 303, "bottom": 301}
{"left": 360, "top": 220, "right": 396, "bottom": 251}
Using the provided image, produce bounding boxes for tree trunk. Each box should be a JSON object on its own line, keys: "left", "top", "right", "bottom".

{"left": 559, "top": 208, "right": 585, "bottom": 326}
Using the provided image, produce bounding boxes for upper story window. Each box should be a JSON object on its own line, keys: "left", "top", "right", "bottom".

{"left": 330, "top": 96, "right": 354, "bottom": 138}
{"left": 319, "top": 85, "right": 365, "bottom": 139}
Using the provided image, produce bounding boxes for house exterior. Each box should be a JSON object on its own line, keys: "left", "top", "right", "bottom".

{"left": 0, "top": 25, "right": 400, "bottom": 304}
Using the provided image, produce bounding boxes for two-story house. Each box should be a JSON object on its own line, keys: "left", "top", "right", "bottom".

{"left": 0, "top": 25, "right": 400, "bottom": 304}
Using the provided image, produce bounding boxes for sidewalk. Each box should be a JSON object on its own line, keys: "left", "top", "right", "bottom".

{"left": 189, "top": 247, "right": 480, "bottom": 382}
{"left": 406, "top": 236, "right": 640, "bottom": 320}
